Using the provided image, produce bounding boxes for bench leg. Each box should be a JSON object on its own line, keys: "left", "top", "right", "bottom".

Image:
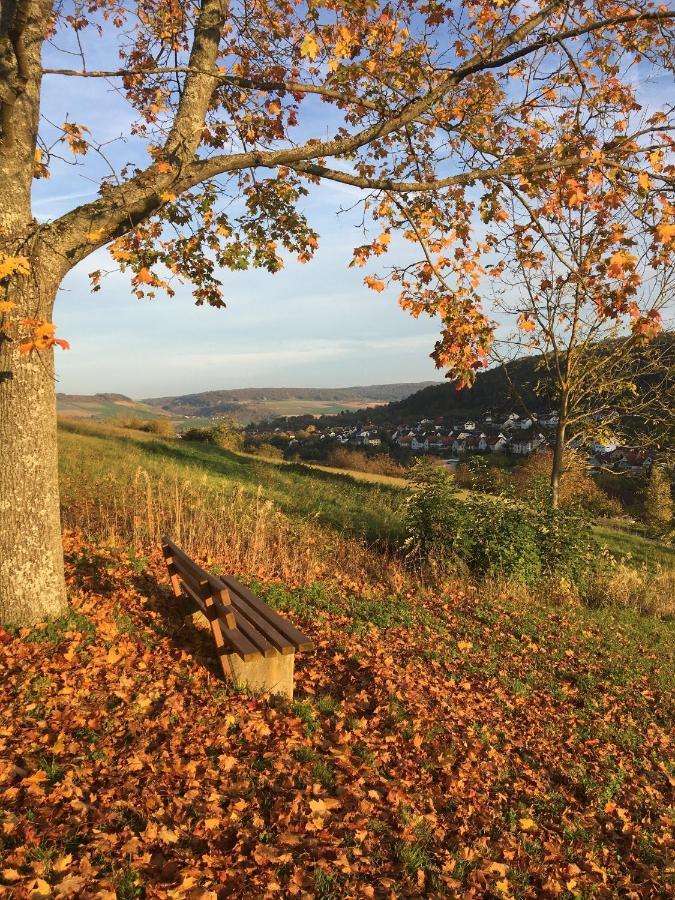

{"left": 225, "top": 651, "right": 295, "bottom": 699}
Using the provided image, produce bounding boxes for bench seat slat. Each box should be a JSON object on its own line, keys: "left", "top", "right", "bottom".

{"left": 229, "top": 610, "right": 279, "bottom": 658}
{"left": 224, "top": 594, "right": 295, "bottom": 655}
{"left": 222, "top": 575, "right": 314, "bottom": 652}
{"left": 217, "top": 625, "right": 262, "bottom": 662}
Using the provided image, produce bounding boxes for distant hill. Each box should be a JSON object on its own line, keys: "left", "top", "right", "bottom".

{"left": 142, "top": 382, "right": 439, "bottom": 423}
{"left": 56, "top": 393, "right": 172, "bottom": 421}
{"left": 57, "top": 382, "right": 439, "bottom": 425}
{"left": 288, "top": 333, "right": 674, "bottom": 429}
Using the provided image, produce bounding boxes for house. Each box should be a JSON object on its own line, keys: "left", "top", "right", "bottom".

{"left": 510, "top": 428, "right": 547, "bottom": 455}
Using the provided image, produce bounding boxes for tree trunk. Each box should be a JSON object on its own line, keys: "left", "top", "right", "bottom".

{"left": 550, "top": 395, "right": 568, "bottom": 510}
{"left": 0, "top": 271, "right": 68, "bottom": 627}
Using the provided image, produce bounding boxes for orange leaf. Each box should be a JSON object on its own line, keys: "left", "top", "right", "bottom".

{"left": 364, "top": 275, "right": 386, "bottom": 292}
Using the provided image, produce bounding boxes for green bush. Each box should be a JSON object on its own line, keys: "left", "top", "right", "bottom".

{"left": 181, "top": 419, "right": 244, "bottom": 451}
{"left": 404, "top": 460, "right": 599, "bottom": 587}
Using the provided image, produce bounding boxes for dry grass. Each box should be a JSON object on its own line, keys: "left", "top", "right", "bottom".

{"left": 583, "top": 562, "right": 675, "bottom": 618}
{"left": 60, "top": 465, "right": 401, "bottom": 590}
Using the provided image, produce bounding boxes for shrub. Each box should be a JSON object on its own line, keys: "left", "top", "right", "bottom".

{"left": 455, "top": 456, "right": 511, "bottom": 494}
{"left": 118, "top": 417, "right": 175, "bottom": 437}
{"left": 327, "top": 448, "right": 407, "bottom": 478}
{"left": 513, "top": 450, "right": 621, "bottom": 517}
{"left": 404, "top": 460, "right": 599, "bottom": 587}
{"left": 181, "top": 419, "right": 244, "bottom": 451}
{"left": 459, "top": 494, "right": 542, "bottom": 584}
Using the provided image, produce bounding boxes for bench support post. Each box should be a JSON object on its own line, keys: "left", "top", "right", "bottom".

{"left": 225, "top": 651, "right": 295, "bottom": 699}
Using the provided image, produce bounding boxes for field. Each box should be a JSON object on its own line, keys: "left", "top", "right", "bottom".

{"left": 56, "top": 394, "right": 172, "bottom": 422}
{"left": 1, "top": 420, "right": 672, "bottom": 897}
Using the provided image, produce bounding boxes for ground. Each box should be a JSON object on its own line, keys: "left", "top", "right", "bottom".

{"left": 1, "top": 536, "right": 673, "bottom": 899}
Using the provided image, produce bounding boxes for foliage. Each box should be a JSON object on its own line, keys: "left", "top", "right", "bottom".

{"left": 325, "top": 448, "right": 407, "bottom": 479}
{"left": 181, "top": 419, "right": 245, "bottom": 452}
{"left": 120, "top": 416, "right": 175, "bottom": 437}
{"left": 513, "top": 451, "right": 622, "bottom": 518}
{"left": 404, "top": 460, "right": 601, "bottom": 587}
{"left": 3, "top": 0, "right": 673, "bottom": 385}
{"left": 455, "top": 456, "right": 510, "bottom": 495}
{"left": 644, "top": 465, "right": 673, "bottom": 536}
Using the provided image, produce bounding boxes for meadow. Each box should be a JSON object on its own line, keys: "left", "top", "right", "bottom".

{"left": 58, "top": 419, "right": 672, "bottom": 579}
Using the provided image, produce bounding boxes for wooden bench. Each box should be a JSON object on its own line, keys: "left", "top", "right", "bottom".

{"left": 161, "top": 538, "right": 313, "bottom": 698}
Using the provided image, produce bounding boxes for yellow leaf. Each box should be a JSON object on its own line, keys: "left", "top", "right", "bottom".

{"left": 656, "top": 223, "right": 675, "bottom": 246}
{"left": 29, "top": 878, "right": 52, "bottom": 898}
{"left": 638, "top": 172, "right": 650, "bottom": 190}
{"left": 160, "top": 192, "right": 177, "bottom": 203}
{"left": 204, "top": 817, "right": 220, "bottom": 830}
{"left": 519, "top": 817, "right": 538, "bottom": 833}
{"left": 52, "top": 854, "right": 73, "bottom": 873}
{"left": 300, "top": 33, "right": 320, "bottom": 60}
{"left": 0, "top": 255, "right": 30, "bottom": 280}
{"left": 457, "top": 641, "right": 473, "bottom": 652}
{"left": 0, "top": 300, "right": 16, "bottom": 313}
{"left": 158, "top": 826, "right": 179, "bottom": 843}
{"left": 87, "top": 229, "right": 105, "bottom": 243}
{"left": 364, "top": 275, "right": 386, "bottom": 292}
{"left": 2, "top": 869, "right": 21, "bottom": 882}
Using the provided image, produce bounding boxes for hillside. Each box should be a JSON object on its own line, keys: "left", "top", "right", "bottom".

{"left": 143, "top": 382, "right": 439, "bottom": 422}
{"left": 56, "top": 392, "right": 172, "bottom": 422}
{"left": 57, "top": 382, "right": 440, "bottom": 425}
{"left": 1, "top": 419, "right": 672, "bottom": 897}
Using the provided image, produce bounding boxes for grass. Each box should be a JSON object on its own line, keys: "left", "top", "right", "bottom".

{"left": 58, "top": 418, "right": 404, "bottom": 544}
{"left": 59, "top": 419, "right": 671, "bottom": 574}
{"left": 592, "top": 521, "right": 675, "bottom": 569}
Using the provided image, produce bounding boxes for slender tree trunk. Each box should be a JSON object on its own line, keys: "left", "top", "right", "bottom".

{"left": 0, "top": 267, "right": 67, "bottom": 627}
{"left": 550, "top": 394, "right": 568, "bottom": 510}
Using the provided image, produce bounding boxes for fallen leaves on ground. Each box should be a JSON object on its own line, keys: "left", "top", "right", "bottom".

{"left": 0, "top": 536, "right": 672, "bottom": 898}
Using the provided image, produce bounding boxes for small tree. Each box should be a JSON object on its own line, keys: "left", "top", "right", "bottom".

{"left": 644, "top": 466, "right": 673, "bottom": 534}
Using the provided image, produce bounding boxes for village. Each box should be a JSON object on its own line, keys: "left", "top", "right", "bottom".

{"left": 248, "top": 409, "right": 655, "bottom": 473}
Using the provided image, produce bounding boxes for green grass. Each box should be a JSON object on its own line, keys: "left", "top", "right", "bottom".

{"left": 57, "top": 419, "right": 405, "bottom": 543}
{"left": 593, "top": 522, "right": 674, "bottom": 570}
{"left": 57, "top": 419, "right": 672, "bottom": 571}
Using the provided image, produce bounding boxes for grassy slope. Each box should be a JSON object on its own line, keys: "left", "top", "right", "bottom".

{"left": 58, "top": 419, "right": 673, "bottom": 569}
{"left": 1, "top": 419, "right": 672, "bottom": 896}
{"left": 57, "top": 419, "right": 405, "bottom": 543}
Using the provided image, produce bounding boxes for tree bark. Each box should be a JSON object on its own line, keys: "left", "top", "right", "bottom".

{"left": 0, "top": 266, "right": 67, "bottom": 627}
{"left": 550, "top": 394, "right": 568, "bottom": 510}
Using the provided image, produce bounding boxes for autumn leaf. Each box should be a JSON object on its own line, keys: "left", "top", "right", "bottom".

{"left": 655, "top": 223, "right": 675, "bottom": 246}
{"left": 364, "top": 275, "right": 386, "bottom": 292}
{"left": 517, "top": 313, "right": 536, "bottom": 332}
{"left": 607, "top": 251, "right": 637, "bottom": 277}
{"left": 136, "top": 267, "right": 154, "bottom": 284}
{"left": 0, "top": 255, "right": 30, "bottom": 280}
{"left": 300, "top": 33, "right": 320, "bottom": 60}
{"left": 519, "top": 818, "right": 538, "bottom": 833}
{"left": 0, "top": 300, "right": 17, "bottom": 313}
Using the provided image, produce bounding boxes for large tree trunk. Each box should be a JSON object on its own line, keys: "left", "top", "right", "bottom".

{"left": 0, "top": 269, "right": 67, "bottom": 627}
